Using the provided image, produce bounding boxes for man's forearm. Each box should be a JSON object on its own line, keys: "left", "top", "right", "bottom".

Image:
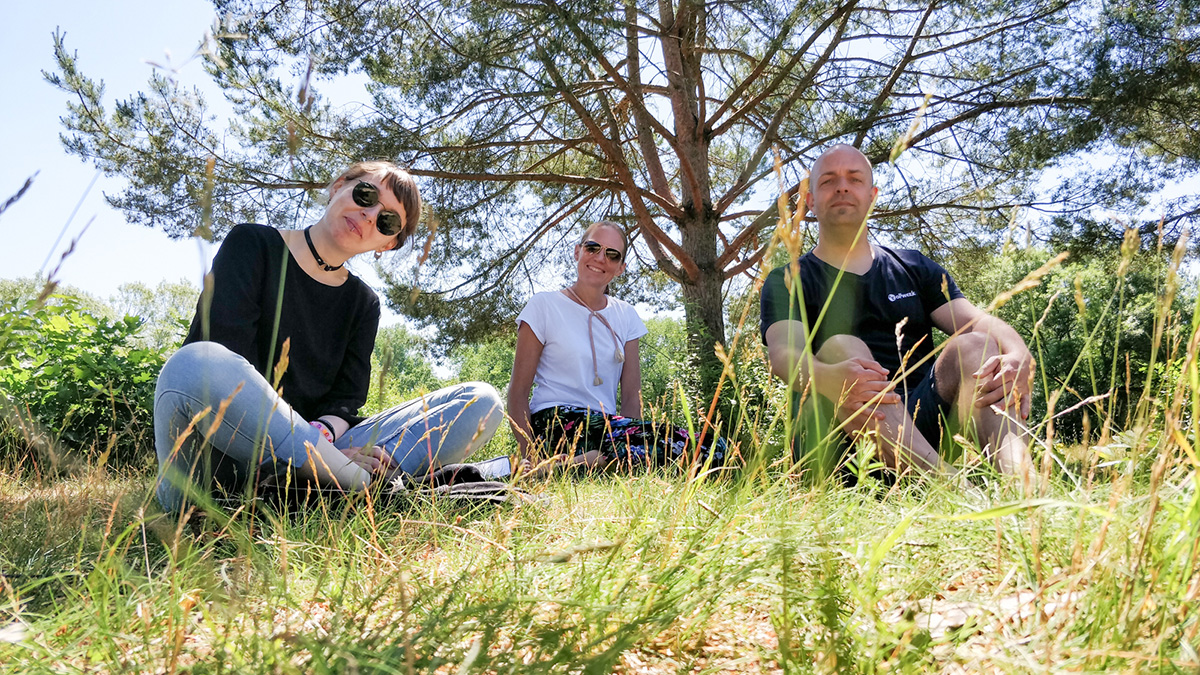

{"left": 773, "top": 348, "right": 855, "bottom": 405}
{"left": 972, "top": 314, "right": 1031, "bottom": 360}
{"left": 771, "top": 345, "right": 817, "bottom": 393}
{"left": 765, "top": 322, "right": 865, "bottom": 403}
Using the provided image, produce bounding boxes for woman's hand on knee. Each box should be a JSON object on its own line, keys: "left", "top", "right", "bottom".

{"left": 340, "top": 445, "right": 392, "bottom": 475}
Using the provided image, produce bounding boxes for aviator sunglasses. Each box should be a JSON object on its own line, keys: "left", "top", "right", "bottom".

{"left": 581, "top": 240, "right": 624, "bottom": 262}
{"left": 351, "top": 181, "right": 405, "bottom": 237}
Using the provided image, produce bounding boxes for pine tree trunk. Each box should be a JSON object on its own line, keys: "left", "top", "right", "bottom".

{"left": 678, "top": 208, "right": 726, "bottom": 398}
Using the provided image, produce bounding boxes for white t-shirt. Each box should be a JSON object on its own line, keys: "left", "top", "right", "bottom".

{"left": 516, "top": 290, "right": 648, "bottom": 414}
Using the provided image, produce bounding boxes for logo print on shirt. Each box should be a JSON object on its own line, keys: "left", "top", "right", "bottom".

{"left": 888, "top": 291, "right": 917, "bottom": 302}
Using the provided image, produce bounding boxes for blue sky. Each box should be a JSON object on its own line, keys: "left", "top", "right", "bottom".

{"left": 2, "top": 0, "right": 221, "bottom": 298}
{"left": 1, "top": 0, "right": 414, "bottom": 324}
{"left": 4, "top": 1, "right": 1194, "bottom": 310}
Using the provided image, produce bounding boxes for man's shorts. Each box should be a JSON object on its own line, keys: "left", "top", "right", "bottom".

{"left": 790, "top": 362, "right": 954, "bottom": 479}
{"left": 902, "top": 362, "right": 955, "bottom": 450}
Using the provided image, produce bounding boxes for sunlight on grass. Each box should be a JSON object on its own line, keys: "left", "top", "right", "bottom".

{"left": 1, "top": 220, "right": 1197, "bottom": 671}
{"left": 3, "top": 132, "right": 1200, "bottom": 675}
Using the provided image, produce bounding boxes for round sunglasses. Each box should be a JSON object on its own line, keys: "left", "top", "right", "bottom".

{"left": 351, "top": 181, "right": 405, "bottom": 237}
{"left": 581, "top": 240, "right": 624, "bottom": 262}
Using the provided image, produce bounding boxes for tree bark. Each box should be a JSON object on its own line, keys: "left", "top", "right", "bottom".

{"left": 677, "top": 205, "right": 726, "bottom": 396}
{"left": 660, "top": 0, "right": 728, "bottom": 396}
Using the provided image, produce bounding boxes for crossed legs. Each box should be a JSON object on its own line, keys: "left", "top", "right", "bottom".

{"left": 154, "top": 341, "right": 504, "bottom": 513}
{"left": 815, "top": 333, "right": 1032, "bottom": 476}
{"left": 343, "top": 382, "right": 503, "bottom": 477}
{"left": 933, "top": 332, "right": 1033, "bottom": 476}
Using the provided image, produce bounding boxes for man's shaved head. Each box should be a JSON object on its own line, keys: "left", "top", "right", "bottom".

{"left": 808, "top": 144, "right": 874, "bottom": 195}
{"left": 805, "top": 143, "right": 879, "bottom": 234}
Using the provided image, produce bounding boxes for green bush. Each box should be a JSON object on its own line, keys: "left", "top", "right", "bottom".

{"left": 639, "top": 316, "right": 692, "bottom": 408}
{"left": 640, "top": 312, "right": 785, "bottom": 464}
{"left": 361, "top": 324, "right": 443, "bottom": 415}
{"left": 449, "top": 334, "right": 517, "bottom": 393}
{"left": 952, "top": 244, "right": 1196, "bottom": 442}
{"left": 0, "top": 296, "right": 165, "bottom": 468}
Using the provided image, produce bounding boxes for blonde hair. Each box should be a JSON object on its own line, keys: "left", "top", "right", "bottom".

{"left": 329, "top": 161, "right": 422, "bottom": 247}
{"left": 579, "top": 220, "right": 628, "bottom": 295}
{"left": 580, "top": 220, "right": 628, "bottom": 254}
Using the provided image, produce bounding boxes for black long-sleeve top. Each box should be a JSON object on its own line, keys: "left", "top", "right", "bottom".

{"left": 183, "top": 223, "right": 380, "bottom": 425}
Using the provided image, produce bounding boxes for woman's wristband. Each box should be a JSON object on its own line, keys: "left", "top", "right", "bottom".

{"left": 310, "top": 420, "right": 335, "bottom": 444}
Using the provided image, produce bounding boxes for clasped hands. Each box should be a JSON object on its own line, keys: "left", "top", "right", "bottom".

{"left": 829, "top": 350, "right": 1035, "bottom": 423}
{"left": 826, "top": 357, "right": 901, "bottom": 425}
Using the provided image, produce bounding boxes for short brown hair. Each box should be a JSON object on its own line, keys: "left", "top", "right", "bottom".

{"left": 330, "top": 161, "right": 422, "bottom": 248}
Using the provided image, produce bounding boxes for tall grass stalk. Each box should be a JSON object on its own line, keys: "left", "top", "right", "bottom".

{"left": 2, "top": 285, "right": 1199, "bottom": 672}
{"left": 4, "top": 180, "right": 1200, "bottom": 673}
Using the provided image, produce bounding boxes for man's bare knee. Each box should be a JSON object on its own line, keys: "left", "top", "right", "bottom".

{"left": 938, "top": 332, "right": 1000, "bottom": 384}
{"left": 817, "top": 334, "right": 872, "bottom": 363}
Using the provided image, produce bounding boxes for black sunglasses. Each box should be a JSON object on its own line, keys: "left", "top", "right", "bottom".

{"left": 351, "top": 181, "right": 405, "bottom": 237}
{"left": 581, "top": 240, "right": 624, "bottom": 262}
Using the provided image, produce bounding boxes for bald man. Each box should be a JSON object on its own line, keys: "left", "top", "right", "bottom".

{"left": 760, "top": 144, "right": 1034, "bottom": 480}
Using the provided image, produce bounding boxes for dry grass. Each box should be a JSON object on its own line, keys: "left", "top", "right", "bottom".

{"left": 0, "top": 457, "right": 1196, "bottom": 673}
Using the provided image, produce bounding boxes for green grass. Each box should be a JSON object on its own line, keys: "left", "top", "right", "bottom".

{"left": 2, "top": 252, "right": 1198, "bottom": 674}
{"left": 1, "top": 449, "right": 1198, "bottom": 673}
{"left": 3, "top": 166, "right": 1198, "bottom": 673}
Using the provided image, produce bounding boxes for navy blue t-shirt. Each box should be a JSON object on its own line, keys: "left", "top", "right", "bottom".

{"left": 760, "top": 244, "right": 964, "bottom": 390}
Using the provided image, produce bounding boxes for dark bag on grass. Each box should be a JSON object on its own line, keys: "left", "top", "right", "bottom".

{"left": 253, "top": 460, "right": 536, "bottom": 509}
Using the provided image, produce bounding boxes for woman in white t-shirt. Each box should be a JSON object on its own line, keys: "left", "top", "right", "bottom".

{"left": 508, "top": 221, "right": 729, "bottom": 474}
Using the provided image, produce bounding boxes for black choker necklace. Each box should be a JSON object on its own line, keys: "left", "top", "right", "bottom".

{"left": 303, "top": 227, "right": 343, "bottom": 272}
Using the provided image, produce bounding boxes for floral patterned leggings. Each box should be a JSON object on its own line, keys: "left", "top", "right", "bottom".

{"left": 529, "top": 405, "right": 731, "bottom": 470}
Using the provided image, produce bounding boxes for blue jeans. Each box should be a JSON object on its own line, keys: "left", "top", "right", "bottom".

{"left": 154, "top": 341, "right": 503, "bottom": 513}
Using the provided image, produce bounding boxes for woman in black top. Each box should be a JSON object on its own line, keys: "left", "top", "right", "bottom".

{"left": 154, "top": 161, "right": 502, "bottom": 513}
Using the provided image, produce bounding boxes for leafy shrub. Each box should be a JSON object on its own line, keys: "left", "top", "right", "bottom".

{"left": 640, "top": 313, "right": 785, "bottom": 463}
{"left": 109, "top": 279, "right": 198, "bottom": 351}
{"left": 0, "top": 296, "right": 165, "bottom": 468}
{"left": 449, "top": 334, "right": 517, "bottom": 394}
{"left": 362, "top": 324, "right": 444, "bottom": 415}
{"left": 952, "top": 244, "right": 1196, "bottom": 442}
{"left": 640, "top": 316, "right": 692, "bottom": 408}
